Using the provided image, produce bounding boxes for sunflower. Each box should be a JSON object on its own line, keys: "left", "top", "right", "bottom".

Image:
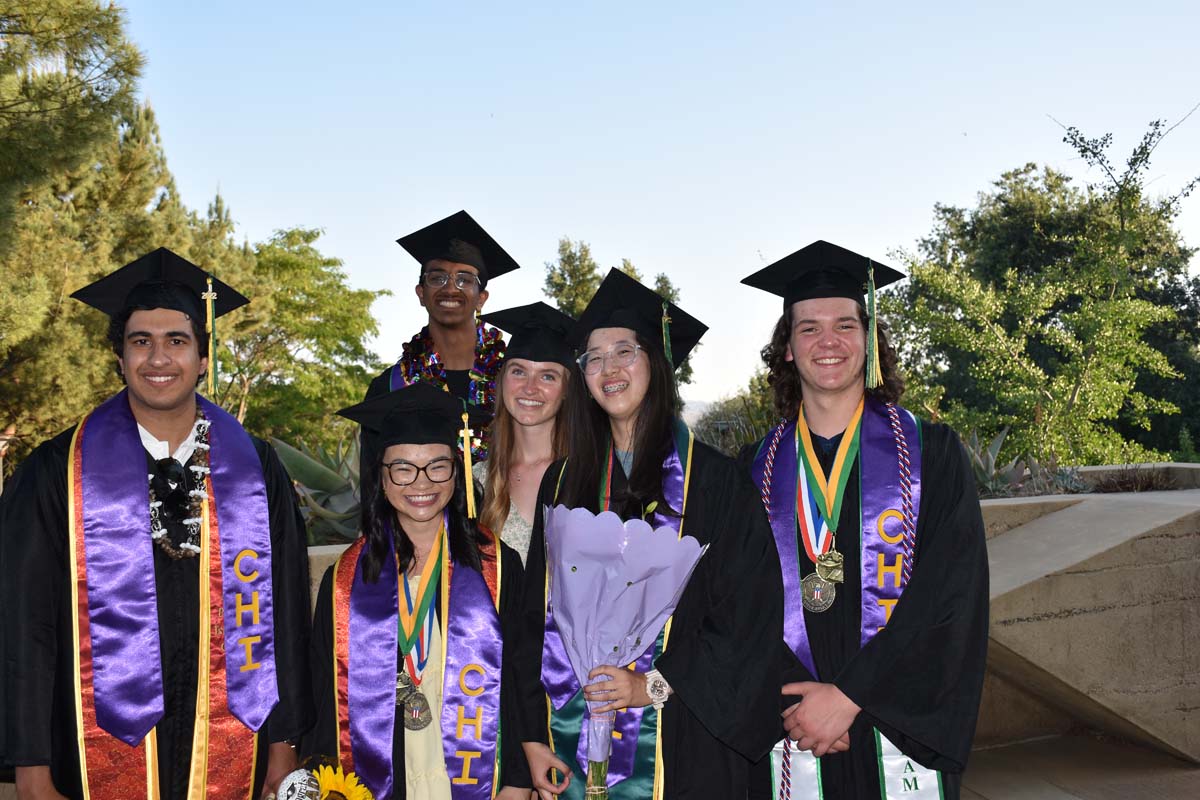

{"left": 314, "top": 764, "right": 373, "bottom": 800}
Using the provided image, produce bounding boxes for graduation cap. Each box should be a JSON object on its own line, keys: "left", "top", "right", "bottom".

{"left": 572, "top": 268, "right": 707, "bottom": 368}
{"left": 740, "top": 240, "right": 906, "bottom": 390}
{"left": 71, "top": 247, "right": 249, "bottom": 395}
{"left": 480, "top": 302, "right": 576, "bottom": 368}
{"left": 396, "top": 210, "right": 520, "bottom": 287}
{"left": 337, "top": 382, "right": 489, "bottom": 517}
{"left": 71, "top": 247, "right": 248, "bottom": 320}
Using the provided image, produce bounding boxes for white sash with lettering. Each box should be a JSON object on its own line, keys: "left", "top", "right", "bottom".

{"left": 771, "top": 731, "right": 941, "bottom": 800}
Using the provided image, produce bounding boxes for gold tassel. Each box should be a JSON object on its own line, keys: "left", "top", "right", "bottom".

{"left": 202, "top": 276, "right": 217, "bottom": 396}
{"left": 460, "top": 411, "right": 476, "bottom": 518}
{"left": 866, "top": 261, "right": 883, "bottom": 390}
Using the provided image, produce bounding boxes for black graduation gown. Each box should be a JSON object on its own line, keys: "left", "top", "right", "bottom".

{"left": 304, "top": 539, "right": 533, "bottom": 797}
{"left": 515, "top": 440, "right": 785, "bottom": 799}
{"left": 0, "top": 427, "right": 313, "bottom": 799}
{"left": 739, "top": 421, "right": 989, "bottom": 800}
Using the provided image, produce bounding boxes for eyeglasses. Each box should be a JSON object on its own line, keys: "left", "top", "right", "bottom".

{"left": 383, "top": 457, "right": 456, "bottom": 486}
{"left": 577, "top": 344, "right": 643, "bottom": 375}
{"left": 422, "top": 270, "right": 482, "bottom": 292}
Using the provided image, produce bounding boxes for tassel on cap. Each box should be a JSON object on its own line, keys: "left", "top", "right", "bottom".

{"left": 865, "top": 261, "right": 883, "bottom": 390}
{"left": 460, "top": 410, "right": 476, "bottom": 518}
{"left": 661, "top": 300, "right": 673, "bottom": 365}
{"left": 202, "top": 276, "right": 218, "bottom": 395}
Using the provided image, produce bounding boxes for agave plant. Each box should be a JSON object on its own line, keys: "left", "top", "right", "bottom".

{"left": 966, "top": 427, "right": 1026, "bottom": 497}
{"left": 272, "top": 436, "right": 361, "bottom": 545}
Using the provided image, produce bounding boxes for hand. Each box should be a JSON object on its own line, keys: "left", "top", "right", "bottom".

{"left": 781, "top": 681, "right": 861, "bottom": 757}
{"left": 584, "top": 665, "right": 651, "bottom": 714}
{"left": 260, "top": 741, "right": 299, "bottom": 798}
{"left": 522, "top": 741, "right": 572, "bottom": 799}
{"left": 15, "top": 766, "right": 68, "bottom": 800}
{"left": 495, "top": 787, "right": 533, "bottom": 800}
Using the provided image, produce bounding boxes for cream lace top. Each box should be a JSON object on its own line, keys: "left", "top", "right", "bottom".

{"left": 473, "top": 462, "right": 534, "bottom": 565}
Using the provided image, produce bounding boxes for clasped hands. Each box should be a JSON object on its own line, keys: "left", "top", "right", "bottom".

{"left": 781, "top": 681, "right": 860, "bottom": 757}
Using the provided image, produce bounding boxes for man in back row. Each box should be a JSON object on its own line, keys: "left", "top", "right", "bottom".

{"left": 0, "top": 250, "right": 312, "bottom": 800}
{"left": 361, "top": 209, "right": 520, "bottom": 466}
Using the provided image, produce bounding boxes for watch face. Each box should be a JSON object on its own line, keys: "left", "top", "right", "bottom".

{"left": 649, "top": 679, "right": 667, "bottom": 698}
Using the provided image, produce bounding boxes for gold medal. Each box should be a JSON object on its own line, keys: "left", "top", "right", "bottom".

{"left": 815, "top": 549, "right": 844, "bottom": 584}
{"left": 801, "top": 572, "right": 836, "bottom": 613}
{"left": 396, "top": 671, "right": 433, "bottom": 730}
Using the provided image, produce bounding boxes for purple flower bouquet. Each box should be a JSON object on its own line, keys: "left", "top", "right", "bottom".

{"left": 544, "top": 504, "right": 707, "bottom": 798}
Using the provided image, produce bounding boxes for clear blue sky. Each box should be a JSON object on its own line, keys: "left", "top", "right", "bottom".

{"left": 121, "top": 0, "right": 1199, "bottom": 405}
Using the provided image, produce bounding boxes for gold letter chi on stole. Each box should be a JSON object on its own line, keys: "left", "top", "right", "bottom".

{"left": 234, "top": 548, "right": 263, "bottom": 671}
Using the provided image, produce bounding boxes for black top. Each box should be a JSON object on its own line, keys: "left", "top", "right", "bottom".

{"left": 0, "top": 428, "right": 313, "bottom": 800}
{"left": 304, "top": 539, "right": 532, "bottom": 795}
{"left": 480, "top": 302, "right": 576, "bottom": 368}
{"left": 515, "top": 439, "right": 784, "bottom": 798}
{"left": 396, "top": 210, "right": 520, "bottom": 286}
{"left": 571, "top": 269, "right": 707, "bottom": 367}
{"left": 739, "top": 421, "right": 989, "bottom": 800}
{"left": 70, "top": 247, "right": 249, "bottom": 320}
{"left": 740, "top": 239, "right": 906, "bottom": 308}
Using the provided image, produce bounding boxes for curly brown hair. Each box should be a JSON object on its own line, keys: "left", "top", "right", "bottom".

{"left": 761, "top": 304, "right": 905, "bottom": 419}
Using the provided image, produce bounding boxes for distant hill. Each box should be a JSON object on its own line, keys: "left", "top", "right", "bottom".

{"left": 681, "top": 400, "right": 711, "bottom": 426}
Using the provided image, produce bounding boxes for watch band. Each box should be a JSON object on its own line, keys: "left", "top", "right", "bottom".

{"left": 645, "top": 668, "right": 672, "bottom": 710}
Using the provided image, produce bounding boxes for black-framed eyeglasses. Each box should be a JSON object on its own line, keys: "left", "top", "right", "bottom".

{"left": 577, "top": 343, "right": 643, "bottom": 375}
{"left": 383, "top": 457, "right": 456, "bottom": 486}
{"left": 422, "top": 270, "right": 482, "bottom": 292}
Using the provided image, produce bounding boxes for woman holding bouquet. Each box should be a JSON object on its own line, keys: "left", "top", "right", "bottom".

{"left": 516, "top": 269, "right": 785, "bottom": 799}
{"left": 306, "top": 382, "right": 531, "bottom": 800}
{"left": 474, "top": 302, "right": 577, "bottom": 565}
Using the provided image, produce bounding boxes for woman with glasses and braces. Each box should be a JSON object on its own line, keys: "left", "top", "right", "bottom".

{"left": 515, "top": 270, "right": 784, "bottom": 799}
{"left": 307, "top": 383, "right": 531, "bottom": 800}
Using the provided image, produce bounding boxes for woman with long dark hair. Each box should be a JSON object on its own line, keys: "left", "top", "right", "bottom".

{"left": 306, "top": 383, "right": 530, "bottom": 800}
{"left": 475, "top": 302, "right": 576, "bottom": 565}
{"left": 515, "top": 269, "right": 784, "bottom": 799}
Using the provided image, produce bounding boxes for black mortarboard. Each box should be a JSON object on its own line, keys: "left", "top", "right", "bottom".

{"left": 338, "top": 382, "right": 489, "bottom": 516}
{"left": 396, "top": 210, "right": 520, "bottom": 287}
{"left": 480, "top": 302, "right": 576, "bottom": 368}
{"left": 571, "top": 269, "right": 707, "bottom": 368}
{"left": 740, "top": 240, "right": 905, "bottom": 307}
{"left": 70, "top": 247, "right": 249, "bottom": 320}
{"left": 337, "top": 382, "right": 485, "bottom": 451}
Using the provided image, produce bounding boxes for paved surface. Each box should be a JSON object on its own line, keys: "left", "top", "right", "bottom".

{"left": 964, "top": 734, "right": 1200, "bottom": 799}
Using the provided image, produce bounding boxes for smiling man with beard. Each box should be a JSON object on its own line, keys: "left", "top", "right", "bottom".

{"left": 0, "top": 249, "right": 312, "bottom": 800}
{"left": 362, "top": 211, "right": 520, "bottom": 467}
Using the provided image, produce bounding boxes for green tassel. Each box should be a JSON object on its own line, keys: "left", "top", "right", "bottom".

{"left": 661, "top": 301, "right": 673, "bottom": 365}
{"left": 866, "top": 261, "right": 883, "bottom": 389}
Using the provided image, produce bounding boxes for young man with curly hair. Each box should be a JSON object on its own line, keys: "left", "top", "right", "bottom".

{"left": 740, "top": 240, "right": 989, "bottom": 800}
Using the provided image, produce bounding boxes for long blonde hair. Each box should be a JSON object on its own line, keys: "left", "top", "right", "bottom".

{"left": 479, "top": 362, "right": 572, "bottom": 533}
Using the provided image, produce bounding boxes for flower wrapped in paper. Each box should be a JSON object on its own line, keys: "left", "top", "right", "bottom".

{"left": 544, "top": 504, "right": 707, "bottom": 797}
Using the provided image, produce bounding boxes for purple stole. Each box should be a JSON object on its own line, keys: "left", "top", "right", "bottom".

{"left": 77, "top": 390, "right": 277, "bottom": 743}
{"left": 751, "top": 397, "right": 922, "bottom": 678}
{"left": 539, "top": 423, "right": 692, "bottom": 785}
{"left": 333, "top": 526, "right": 505, "bottom": 800}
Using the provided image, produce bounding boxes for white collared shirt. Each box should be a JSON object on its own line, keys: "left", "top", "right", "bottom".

{"left": 138, "top": 419, "right": 203, "bottom": 467}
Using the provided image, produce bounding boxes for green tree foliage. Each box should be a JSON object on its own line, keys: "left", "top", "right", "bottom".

{"left": 543, "top": 238, "right": 696, "bottom": 384}
{"left": 0, "top": 1, "right": 143, "bottom": 247}
{"left": 543, "top": 237, "right": 601, "bottom": 318}
{"left": 1, "top": 100, "right": 386, "bottom": 472}
{"left": 214, "top": 227, "right": 388, "bottom": 451}
{"left": 884, "top": 119, "right": 1197, "bottom": 466}
{"left": 1, "top": 103, "right": 198, "bottom": 466}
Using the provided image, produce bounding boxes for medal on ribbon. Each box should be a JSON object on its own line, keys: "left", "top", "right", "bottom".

{"left": 395, "top": 517, "right": 444, "bottom": 731}
{"left": 795, "top": 398, "right": 863, "bottom": 612}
